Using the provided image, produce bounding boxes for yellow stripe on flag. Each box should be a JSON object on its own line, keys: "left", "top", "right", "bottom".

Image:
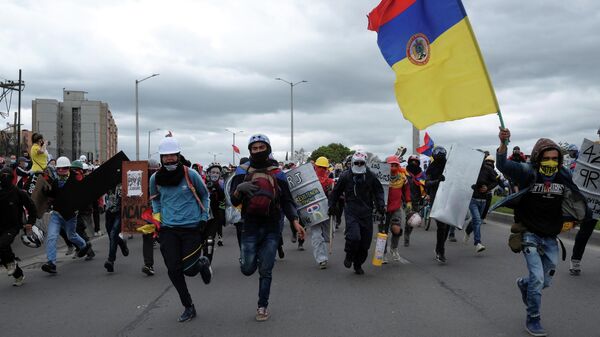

{"left": 392, "top": 18, "right": 499, "bottom": 130}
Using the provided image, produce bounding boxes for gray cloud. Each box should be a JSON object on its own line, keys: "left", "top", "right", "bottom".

{"left": 1, "top": 0, "right": 599, "bottom": 166}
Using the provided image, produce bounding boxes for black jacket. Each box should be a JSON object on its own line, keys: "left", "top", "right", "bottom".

{"left": 471, "top": 163, "right": 499, "bottom": 199}
{"left": 0, "top": 185, "right": 37, "bottom": 231}
{"left": 329, "top": 169, "right": 385, "bottom": 215}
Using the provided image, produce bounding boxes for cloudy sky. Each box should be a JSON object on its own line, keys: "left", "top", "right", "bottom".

{"left": 1, "top": 0, "right": 598, "bottom": 165}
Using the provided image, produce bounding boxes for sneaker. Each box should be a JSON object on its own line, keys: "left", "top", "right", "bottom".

{"left": 6, "top": 262, "right": 16, "bottom": 276}
{"left": 178, "top": 305, "right": 196, "bottom": 322}
{"left": 291, "top": 232, "right": 297, "bottom": 243}
{"left": 13, "top": 275, "right": 25, "bottom": 287}
{"left": 198, "top": 256, "right": 212, "bottom": 285}
{"left": 343, "top": 255, "right": 352, "bottom": 269}
{"left": 142, "top": 265, "right": 155, "bottom": 276}
{"left": 404, "top": 239, "right": 410, "bottom": 247}
{"left": 65, "top": 246, "right": 75, "bottom": 256}
{"left": 448, "top": 235, "right": 457, "bottom": 242}
{"left": 120, "top": 241, "right": 129, "bottom": 257}
{"left": 354, "top": 266, "right": 365, "bottom": 275}
{"left": 476, "top": 243, "right": 486, "bottom": 253}
{"left": 94, "top": 231, "right": 102, "bottom": 237}
{"left": 382, "top": 255, "right": 389, "bottom": 264}
{"left": 41, "top": 262, "right": 57, "bottom": 274}
{"left": 277, "top": 246, "right": 285, "bottom": 259}
{"left": 217, "top": 239, "right": 223, "bottom": 247}
{"left": 391, "top": 249, "right": 401, "bottom": 262}
{"left": 435, "top": 253, "right": 446, "bottom": 265}
{"left": 516, "top": 277, "right": 527, "bottom": 306}
{"left": 256, "top": 307, "right": 270, "bottom": 321}
{"left": 298, "top": 240, "right": 304, "bottom": 251}
{"left": 525, "top": 316, "right": 547, "bottom": 337}
{"left": 85, "top": 248, "right": 96, "bottom": 261}
{"left": 104, "top": 260, "right": 114, "bottom": 272}
{"left": 77, "top": 242, "right": 92, "bottom": 258}
{"left": 319, "top": 261, "right": 328, "bottom": 269}
{"left": 569, "top": 259, "right": 581, "bottom": 276}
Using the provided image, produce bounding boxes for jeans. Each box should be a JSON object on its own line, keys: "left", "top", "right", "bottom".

{"left": 105, "top": 211, "right": 126, "bottom": 263}
{"left": 311, "top": 221, "right": 330, "bottom": 264}
{"left": 520, "top": 232, "right": 558, "bottom": 318}
{"left": 240, "top": 222, "right": 280, "bottom": 308}
{"left": 468, "top": 198, "right": 487, "bottom": 245}
{"left": 46, "top": 212, "right": 86, "bottom": 264}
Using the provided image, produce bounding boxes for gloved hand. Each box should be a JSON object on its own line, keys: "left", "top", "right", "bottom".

{"left": 328, "top": 206, "right": 337, "bottom": 217}
{"left": 405, "top": 202, "right": 412, "bottom": 211}
{"left": 439, "top": 175, "right": 445, "bottom": 182}
{"left": 236, "top": 182, "right": 259, "bottom": 197}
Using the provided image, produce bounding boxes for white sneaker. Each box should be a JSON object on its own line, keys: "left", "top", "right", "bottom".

{"left": 6, "top": 262, "right": 16, "bottom": 276}
{"left": 382, "top": 254, "right": 389, "bottom": 264}
{"left": 476, "top": 243, "right": 486, "bottom": 253}
{"left": 391, "top": 249, "right": 401, "bottom": 262}
{"left": 94, "top": 231, "right": 102, "bottom": 237}
{"left": 13, "top": 275, "right": 25, "bottom": 287}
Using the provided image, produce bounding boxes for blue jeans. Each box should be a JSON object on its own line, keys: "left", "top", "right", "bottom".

{"left": 46, "top": 212, "right": 86, "bottom": 264}
{"left": 105, "top": 211, "right": 125, "bottom": 262}
{"left": 240, "top": 222, "right": 280, "bottom": 308}
{"left": 520, "top": 232, "right": 558, "bottom": 318}
{"left": 468, "top": 198, "right": 487, "bottom": 245}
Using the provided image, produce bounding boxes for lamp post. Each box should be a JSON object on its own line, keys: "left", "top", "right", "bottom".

{"left": 208, "top": 152, "right": 222, "bottom": 163}
{"left": 147, "top": 128, "right": 161, "bottom": 159}
{"left": 135, "top": 73, "right": 159, "bottom": 160}
{"left": 225, "top": 128, "right": 243, "bottom": 165}
{"left": 275, "top": 78, "right": 307, "bottom": 162}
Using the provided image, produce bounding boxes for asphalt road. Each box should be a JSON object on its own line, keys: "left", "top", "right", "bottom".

{"left": 2, "top": 215, "right": 600, "bottom": 337}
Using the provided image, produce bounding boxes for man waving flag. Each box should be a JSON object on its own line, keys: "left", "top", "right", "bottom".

{"left": 368, "top": 0, "right": 500, "bottom": 130}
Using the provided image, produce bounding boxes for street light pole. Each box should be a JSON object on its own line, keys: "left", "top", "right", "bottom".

{"left": 135, "top": 73, "right": 159, "bottom": 160}
{"left": 275, "top": 78, "right": 307, "bottom": 162}
{"left": 225, "top": 129, "right": 243, "bottom": 165}
{"left": 147, "top": 128, "right": 161, "bottom": 159}
{"left": 208, "top": 152, "right": 222, "bottom": 163}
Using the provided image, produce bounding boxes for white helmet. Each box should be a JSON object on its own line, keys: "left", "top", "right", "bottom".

{"left": 82, "top": 163, "right": 90, "bottom": 170}
{"left": 158, "top": 137, "right": 182, "bottom": 155}
{"left": 406, "top": 212, "right": 423, "bottom": 228}
{"left": 79, "top": 155, "right": 87, "bottom": 162}
{"left": 56, "top": 156, "right": 71, "bottom": 168}
{"left": 21, "top": 225, "right": 45, "bottom": 248}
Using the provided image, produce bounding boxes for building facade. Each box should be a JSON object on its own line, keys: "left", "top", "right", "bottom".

{"left": 32, "top": 90, "right": 118, "bottom": 163}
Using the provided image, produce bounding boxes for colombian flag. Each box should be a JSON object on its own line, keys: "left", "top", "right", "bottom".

{"left": 368, "top": 0, "right": 499, "bottom": 130}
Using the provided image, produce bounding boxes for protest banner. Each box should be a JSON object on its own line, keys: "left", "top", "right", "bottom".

{"left": 573, "top": 139, "right": 600, "bottom": 219}
{"left": 121, "top": 161, "right": 149, "bottom": 234}
{"left": 286, "top": 164, "right": 328, "bottom": 227}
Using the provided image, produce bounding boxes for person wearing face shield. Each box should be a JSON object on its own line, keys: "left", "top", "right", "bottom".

{"left": 425, "top": 146, "right": 450, "bottom": 264}
{"left": 204, "top": 163, "right": 226, "bottom": 258}
{"left": 328, "top": 151, "right": 385, "bottom": 275}
{"left": 149, "top": 137, "right": 212, "bottom": 323}
{"left": 0, "top": 167, "right": 37, "bottom": 286}
{"left": 495, "top": 128, "right": 591, "bottom": 336}
{"left": 229, "top": 134, "right": 305, "bottom": 321}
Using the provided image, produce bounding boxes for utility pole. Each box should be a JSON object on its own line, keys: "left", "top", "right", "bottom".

{"left": 17, "top": 69, "right": 22, "bottom": 155}
{"left": 0, "top": 70, "right": 24, "bottom": 155}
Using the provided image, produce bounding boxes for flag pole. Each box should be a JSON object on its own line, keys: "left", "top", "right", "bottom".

{"left": 497, "top": 110, "right": 510, "bottom": 144}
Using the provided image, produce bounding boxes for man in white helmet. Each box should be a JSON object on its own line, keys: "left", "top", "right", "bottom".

{"left": 149, "top": 136, "right": 212, "bottom": 323}
{"left": 229, "top": 133, "right": 305, "bottom": 321}
{"left": 328, "top": 151, "right": 385, "bottom": 275}
{"left": 41, "top": 156, "right": 93, "bottom": 274}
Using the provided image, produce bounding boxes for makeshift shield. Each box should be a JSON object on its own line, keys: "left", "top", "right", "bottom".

{"left": 430, "top": 144, "right": 482, "bottom": 229}
{"left": 573, "top": 138, "right": 600, "bottom": 219}
{"left": 286, "top": 164, "right": 328, "bottom": 227}
{"left": 121, "top": 161, "right": 149, "bottom": 234}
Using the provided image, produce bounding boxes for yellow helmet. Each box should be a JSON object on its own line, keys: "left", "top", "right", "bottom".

{"left": 315, "top": 156, "right": 329, "bottom": 168}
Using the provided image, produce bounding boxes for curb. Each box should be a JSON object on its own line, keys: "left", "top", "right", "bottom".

{"left": 487, "top": 211, "right": 600, "bottom": 248}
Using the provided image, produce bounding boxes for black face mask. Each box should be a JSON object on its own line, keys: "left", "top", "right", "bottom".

{"left": 407, "top": 162, "right": 421, "bottom": 175}
{"left": 250, "top": 150, "right": 270, "bottom": 165}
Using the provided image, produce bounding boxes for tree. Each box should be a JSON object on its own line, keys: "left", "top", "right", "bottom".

{"left": 309, "top": 143, "right": 354, "bottom": 164}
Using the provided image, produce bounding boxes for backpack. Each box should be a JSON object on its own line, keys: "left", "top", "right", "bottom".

{"left": 243, "top": 166, "right": 280, "bottom": 217}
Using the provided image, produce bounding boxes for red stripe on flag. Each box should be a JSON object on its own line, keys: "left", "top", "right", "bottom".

{"left": 368, "top": 0, "right": 416, "bottom": 32}
{"left": 232, "top": 144, "right": 240, "bottom": 154}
